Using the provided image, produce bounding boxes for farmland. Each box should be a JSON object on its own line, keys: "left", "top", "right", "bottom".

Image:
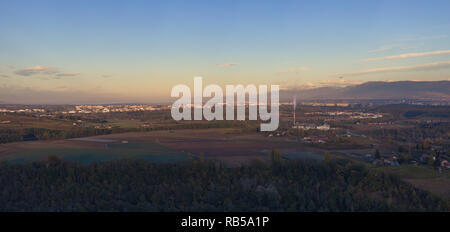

{"left": 0, "top": 134, "right": 192, "bottom": 164}
{"left": 0, "top": 128, "right": 326, "bottom": 166}
{"left": 0, "top": 104, "right": 449, "bottom": 197}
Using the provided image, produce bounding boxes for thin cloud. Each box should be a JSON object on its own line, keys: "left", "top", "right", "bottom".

{"left": 369, "top": 45, "right": 396, "bottom": 53}
{"left": 341, "top": 61, "right": 450, "bottom": 77}
{"left": 368, "top": 35, "right": 446, "bottom": 53}
{"left": 38, "top": 76, "right": 60, "bottom": 80}
{"left": 278, "top": 82, "right": 317, "bottom": 90}
{"left": 14, "top": 65, "right": 79, "bottom": 78}
{"left": 278, "top": 78, "right": 360, "bottom": 90}
{"left": 369, "top": 44, "right": 419, "bottom": 53}
{"left": 14, "top": 65, "right": 59, "bottom": 76}
{"left": 56, "top": 72, "right": 80, "bottom": 77}
{"left": 216, "top": 62, "right": 238, "bottom": 67}
{"left": 362, "top": 49, "right": 450, "bottom": 62}
{"left": 398, "top": 35, "right": 447, "bottom": 42}
{"left": 318, "top": 79, "right": 363, "bottom": 86}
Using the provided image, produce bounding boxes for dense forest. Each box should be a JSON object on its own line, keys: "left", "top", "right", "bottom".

{"left": 0, "top": 157, "right": 448, "bottom": 211}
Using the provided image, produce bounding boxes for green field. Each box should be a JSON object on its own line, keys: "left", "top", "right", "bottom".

{"left": 372, "top": 164, "right": 450, "bottom": 197}
{"left": 2, "top": 141, "right": 191, "bottom": 164}
{"left": 374, "top": 164, "right": 448, "bottom": 179}
{"left": 85, "top": 119, "right": 143, "bottom": 129}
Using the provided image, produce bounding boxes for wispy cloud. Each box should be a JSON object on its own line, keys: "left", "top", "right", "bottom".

{"left": 276, "top": 66, "right": 309, "bottom": 74}
{"left": 14, "top": 65, "right": 80, "bottom": 78}
{"left": 398, "top": 35, "right": 447, "bottom": 42}
{"left": 216, "top": 62, "right": 238, "bottom": 67}
{"left": 369, "top": 45, "right": 396, "bottom": 53}
{"left": 318, "top": 79, "right": 363, "bottom": 87}
{"left": 368, "top": 44, "right": 419, "bottom": 53}
{"left": 14, "top": 65, "right": 59, "bottom": 76}
{"left": 362, "top": 49, "right": 450, "bottom": 62}
{"left": 341, "top": 61, "right": 450, "bottom": 77}
{"left": 38, "top": 76, "right": 61, "bottom": 80}
{"left": 368, "top": 35, "right": 446, "bottom": 53}
{"left": 56, "top": 72, "right": 80, "bottom": 77}
{"left": 278, "top": 82, "right": 316, "bottom": 90}
{"left": 278, "top": 78, "right": 360, "bottom": 90}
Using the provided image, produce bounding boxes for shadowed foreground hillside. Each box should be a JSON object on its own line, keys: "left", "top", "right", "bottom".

{"left": 0, "top": 158, "right": 448, "bottom": 212}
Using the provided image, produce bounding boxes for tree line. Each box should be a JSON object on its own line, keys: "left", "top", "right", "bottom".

{"left": 0, "top": 157, "right": 448, "bottom": 211}
{"left": 0, "top": 120, "right": 256, "bottom": 144}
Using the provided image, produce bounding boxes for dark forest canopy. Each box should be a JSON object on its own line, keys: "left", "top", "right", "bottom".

{"left": 0, "top": 157, "right": 448, "bottom": 212}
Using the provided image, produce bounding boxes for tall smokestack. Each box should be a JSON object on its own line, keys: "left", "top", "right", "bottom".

{"left": 293, "top": 95, "right": 296, "bottom": 125}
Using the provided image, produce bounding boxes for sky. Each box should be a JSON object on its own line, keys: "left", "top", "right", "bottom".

{"left": 1, "top": 0, "right": 450, "bottom": 104}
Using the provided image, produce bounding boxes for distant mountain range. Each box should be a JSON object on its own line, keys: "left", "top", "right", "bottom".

{"left": 281, "top": 80, "right": 450, "bottom": 101}
{"left": 1, "top": 80, "right": 448, "bottom": 104}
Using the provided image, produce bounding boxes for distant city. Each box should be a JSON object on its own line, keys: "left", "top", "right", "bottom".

{"left": 0, "top": 98, "right": 447, "bottom": 117}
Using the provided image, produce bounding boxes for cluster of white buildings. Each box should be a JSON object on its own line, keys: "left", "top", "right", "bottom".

{"left": 350, "top": 113, "right": 383, "bottom": 119}
{"left": 293, "top": 123, "right": 331, "bottom": 131}
{"left": 0, "top": 108, "right": 45, "bottom": 113}
{"left": 305, "top": 111, "right": 383, "bottom": 119}
{"left": 300, "top": 102, "right": 350, "bottom": 107}
{"left": 64, "top": 105, "right": 169, "bottom": 114}
{"left": 0, "top": 105, "right": 170, "bottom": 115}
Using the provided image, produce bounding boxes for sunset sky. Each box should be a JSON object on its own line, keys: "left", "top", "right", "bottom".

{"left": 1, "top": 0, "right": 450, "bottom": 103}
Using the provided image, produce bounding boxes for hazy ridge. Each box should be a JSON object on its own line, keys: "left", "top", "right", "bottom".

{"left": 281, "top": 80, "right": 450, "bottom": 101}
